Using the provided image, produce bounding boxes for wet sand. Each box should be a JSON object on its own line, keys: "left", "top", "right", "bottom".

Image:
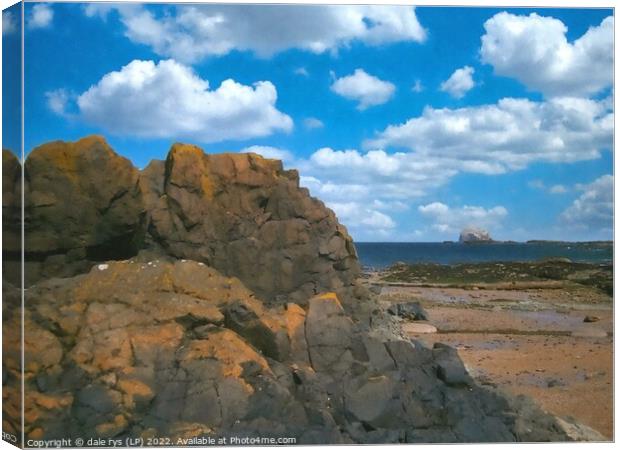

{"left": 369, "top": 266, "right": 614, "bottom": 439}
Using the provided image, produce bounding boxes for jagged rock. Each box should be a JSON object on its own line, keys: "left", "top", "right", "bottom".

{"left": 3, "top": 258, "right": 596, "bottom": 443}
{"left": 23, "top": 136, "right": 145, "bottom": 285}
{"left": 432, "top": 343, "right": 473, "bottom": 387}
{"left": 388, "top": 301, "right": 428, "bottom": 321}
{"left": 18, "top": 137, "right": 359, "bottom": 302}
{"left": 140, "top": 143, "right": 359, "bottom": 304}
{"left": 459, "top": 227, "right": 492, "bottom": 243}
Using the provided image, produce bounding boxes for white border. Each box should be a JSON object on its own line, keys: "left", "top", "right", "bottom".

{"left": 0, "top": 1, "right": 616, "bottom": 450}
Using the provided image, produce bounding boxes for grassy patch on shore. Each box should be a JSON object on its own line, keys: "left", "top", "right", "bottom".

{"left": 381, "top": 260, "right": 613, "bottom": 296}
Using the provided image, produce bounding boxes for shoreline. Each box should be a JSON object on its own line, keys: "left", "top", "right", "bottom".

{"left": 362, "top": 260, "right": 613, "bottom": 439}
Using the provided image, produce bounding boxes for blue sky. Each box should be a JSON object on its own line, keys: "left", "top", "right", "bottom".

{"left": 2, "top": 2, "right": 614, "bottom": 242}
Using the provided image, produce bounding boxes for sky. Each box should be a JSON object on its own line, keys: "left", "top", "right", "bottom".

{"left": 1, "top": 2, "right": 614, "bottom": 242}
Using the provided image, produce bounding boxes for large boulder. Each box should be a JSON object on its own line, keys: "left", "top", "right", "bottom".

{"left": 23, "top": 136, "right": 145, "bottom": 284}
{"left": 4, "top": 258, "right": 593, "bottom": 444}
{"left": 140, "top": 143, "right": 359, "bottom": 304}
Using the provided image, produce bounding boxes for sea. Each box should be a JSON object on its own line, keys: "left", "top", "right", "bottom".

{"left": 355, "top": 241, "right": 613, "bottom": 269}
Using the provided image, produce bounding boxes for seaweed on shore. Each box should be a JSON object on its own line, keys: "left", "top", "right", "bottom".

{"left": 381, "top": 260, "right": 613, "bottom": 296}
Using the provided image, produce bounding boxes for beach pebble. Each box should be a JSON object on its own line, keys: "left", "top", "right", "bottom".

{"left": 97, "top": 264, "right": 109, "bottom": 271}
{"left": 583, "top": 315, "right": 600, "bottom": 323}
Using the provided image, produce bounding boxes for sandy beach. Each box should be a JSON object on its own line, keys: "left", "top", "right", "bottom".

{"left": 366, "top": 261, "right": 613, "bottom": 439}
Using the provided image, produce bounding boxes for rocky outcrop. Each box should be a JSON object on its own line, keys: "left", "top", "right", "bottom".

{"left": 20, "top": 137, "right": 358, "bottom": 302}
{"left": 140, "top": 143, "right": 358, "bottom": 304}
{"left": 3, "top": 257, "right": 597, "bottom": 444}
{"left": 3, "top": 136, "right": 605, "bottom": 444}
{"left": 459, "top": 227, "right": 493, "bottom": 243}
{"left": 23, "top": 136, "right": 145, "bottom": 285}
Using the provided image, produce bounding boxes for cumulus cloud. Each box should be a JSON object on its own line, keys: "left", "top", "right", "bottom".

{"left": 440, "top": 66, "right": 475, "bottom": 99}
{"left": 481, "top": 12, "right": 613, "bottom": 97}
{"left": 62, "top": 59, "right": 292, "bottom": 143}
{"left": 367, "top": 96, "right": 613, "bottom": 173}
{"left": 86, "top": 5, "right": 426, "bottom": 63}
{"left": 329, "top": 202, "right": 396, "bottom": 229}
{"left": 303, "top": 117, "right": 324, "bottom": 130}
{"left": 418, "top": 202, "right": 508, "bottom": 235}
{"left": 561, "top": 175, "right": 613, "bottom": 231}
{"left": 2, "top": 11, "right": 17, "bottom": 35}
{"left": 295, "top": 91, "right": 611, "bottom": 240}
{"left": 240, "top": 145, "right": 294, "bottom": 163}
{"left": 28, "top": 3, "right": 53, "bottom": 30}
{"left": 45, "top": 89, "right": 70, "bottom": 116}
{"left": 330, "top": 69, "right": 395, "bottom": 110}
{"left": 295, "top": 147, "right": 459, "bottom": 237}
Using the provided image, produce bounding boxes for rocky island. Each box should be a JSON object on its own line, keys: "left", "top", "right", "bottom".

{"left": 2, "top": 136, "right": 607, "bottom": 444}
{"left": 459, "top": 227, "right": 493, "bottom": 243}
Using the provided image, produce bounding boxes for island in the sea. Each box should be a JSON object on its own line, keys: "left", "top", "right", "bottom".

{"left": 459, "top": 227, "right": 493, "bottom": 243}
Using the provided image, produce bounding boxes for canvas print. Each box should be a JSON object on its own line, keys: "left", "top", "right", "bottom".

{"left": 1, "top": 1, "right": 614, "bottom": 447}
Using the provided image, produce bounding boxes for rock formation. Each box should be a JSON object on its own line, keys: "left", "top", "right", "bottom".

{"left": 23, "top": 137, "right": 145, "bottom": 285}
{"left": 21, "top": 137, "right": 358, "bottom": 304}
{"left": 6, "top": 258, "right": 599, "bottom": 444}
{"left": 2, "top": 136, "right": 604, "bottom": 444}
{"left": 459, "top": 227, "right": 493, "bottom": 243}
{"left": 140, "top": 143, "right": 358, "bottom": 304}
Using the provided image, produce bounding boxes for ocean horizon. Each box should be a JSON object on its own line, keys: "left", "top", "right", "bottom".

{"left": 355, "top": 241, "right": 613, "bottom": 269}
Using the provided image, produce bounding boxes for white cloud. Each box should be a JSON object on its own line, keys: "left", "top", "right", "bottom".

{"left": 2, "top": 11, "right": 16, "bottom": 35}
{"left": 330, "top": 69, "right": 395, "bottom": 110}
{"left": 481, "top": 12, "right": 613, "bottom": 97}
{"left": 297, "top": 148, "right": 457, "bottom": 215}
{"left": 440, "top": 66, "right": 475, "bottom": 99}
{"left": 418, "top": 202, "right": 508, "bottom": 235}
{"left": 303, "top": 117, "right": 324, "bottom": 130}
{"left": 367, "top": 96, "right": 613, "bottom": 173}
{"left": 87, "top": 5, "right": 426, "bottom": 63}
{"left": 294, "top": 67, "right": 309, "bottom": 77}
{"left": 83, "top": 4, "right": 116, "bottom": 20}
{"left": 240, "top": 145, "right": 294, "bottom": 163}
{"left": 66, "top": 59, "right": 292, "bottom": 143}
{"left": 45, "top": 89, "right": 70, "bottom": 116}
{"left": 411, "top": 79, "right": 424, "bottom": 93}
{"left": 561, "top": 175, "right": 613, "bottom": 230}
{"left": 549, "top": 184, "right": 568, "bottom": 194}
{"left": 372, "top": 199, "right": 409, "bottom": 212}
{"left": 293, "top": 92, "right": 611, "bottom": 240}
{"left": 529, "top": 179, "right": 569, "bottom": 195}
{"left": 28, "top": 3, "right": 53, "bottom": 30}
{"left": 326, "top": 201, "right": 396, "bottom": 233}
